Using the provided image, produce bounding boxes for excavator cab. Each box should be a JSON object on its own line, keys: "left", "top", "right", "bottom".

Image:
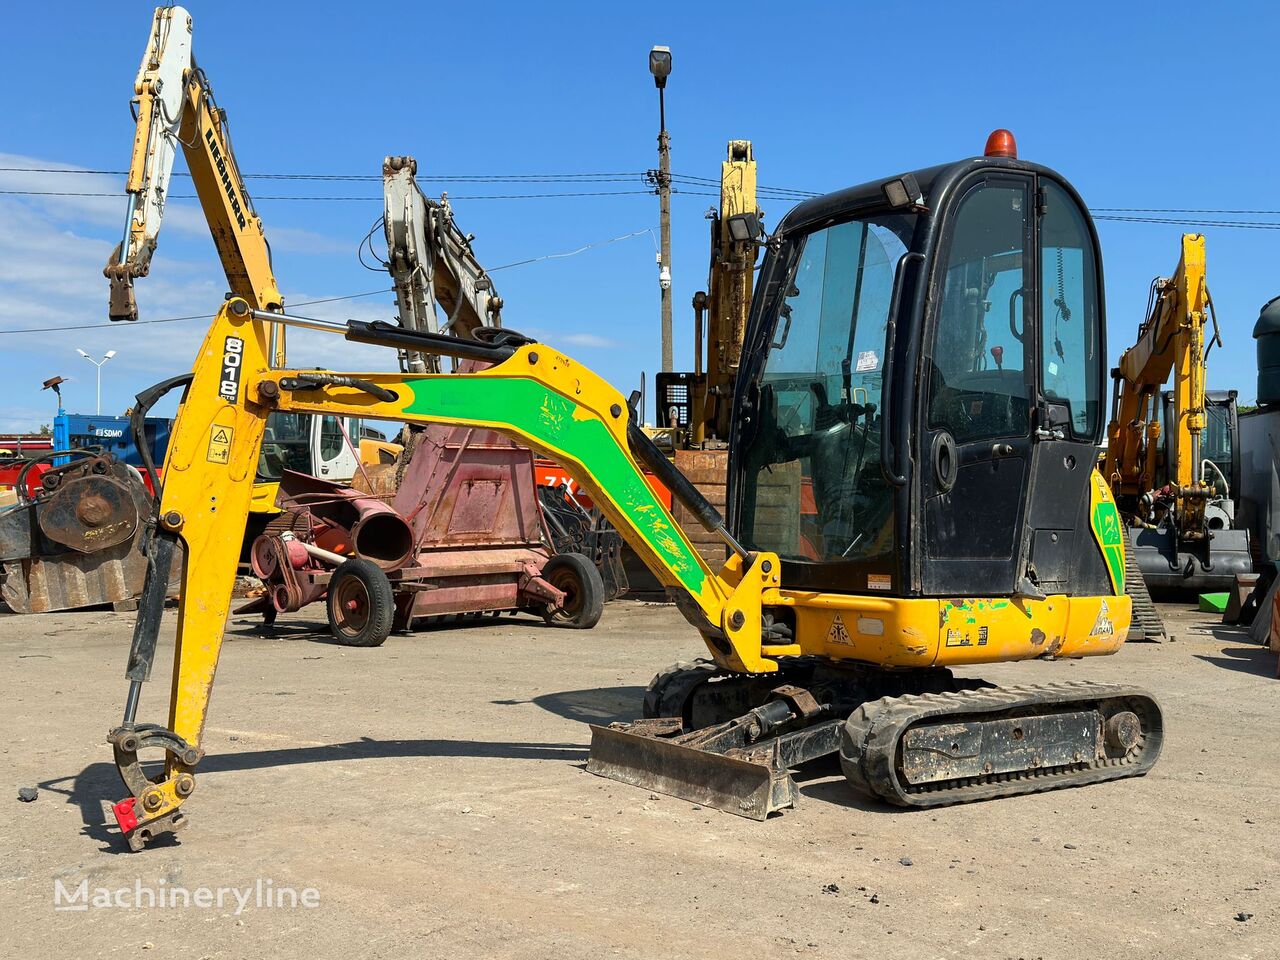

{"left": 732, "top": 138, "right": 1115, "bottom": 602}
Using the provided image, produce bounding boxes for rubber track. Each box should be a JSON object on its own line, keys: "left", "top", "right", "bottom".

{"left": 1124, "top": 539, "right": 1166, "bottom": 641}
{"left": 841, "top": 681, "right": 1163, "bottom": 808}
{"left": 642, "top": 659, "right": 726, "bottom": 722}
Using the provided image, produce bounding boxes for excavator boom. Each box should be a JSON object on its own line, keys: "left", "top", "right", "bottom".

{"left": 382, "top": 156, "right": 503, "bottom": 374}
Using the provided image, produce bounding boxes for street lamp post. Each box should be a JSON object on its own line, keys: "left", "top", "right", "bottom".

{"left": 76, "top": 349, "right": 117, "bottom": 415}
{"left": 649, "top": 45, "right": 673, "bottom": 374}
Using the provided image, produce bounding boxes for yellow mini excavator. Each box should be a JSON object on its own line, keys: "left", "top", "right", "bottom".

{"left": 103, "top": 116, "right": 1161, "bottom": 847}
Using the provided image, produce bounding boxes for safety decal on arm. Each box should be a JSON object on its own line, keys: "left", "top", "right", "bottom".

{"left": 207, "top": 425, "right": 234, "bottom": 464}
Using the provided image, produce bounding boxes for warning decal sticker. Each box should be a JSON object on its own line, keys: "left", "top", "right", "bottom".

{"left": 827, "top": 613, "right": 852, "bottom": 645}
{"left": 207, "top": 424, "right": 234, "bottom": 464}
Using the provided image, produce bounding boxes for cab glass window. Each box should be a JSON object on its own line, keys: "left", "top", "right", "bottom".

{"left": 928, "top": 180, "right": 1030, "bottom": 444}
{"left": 738, "top": 214, "right": 914, "bottom": 563}
{"left": 1039, "top": 180, "right": 1101, "bottom": 440}
{"left": 319, "top": 416, "right": 344, "bottom": 460}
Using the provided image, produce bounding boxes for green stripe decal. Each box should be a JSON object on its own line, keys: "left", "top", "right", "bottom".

{"left": 403, "top": 377, "right": 708, "bottom": 598}
{"left": 1089, "top": 473, "right": 1125, "bottom": 595}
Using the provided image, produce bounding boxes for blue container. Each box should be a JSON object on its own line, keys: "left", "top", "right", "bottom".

{"left": 53, "top": 413, "right": 173, "bottom": 467}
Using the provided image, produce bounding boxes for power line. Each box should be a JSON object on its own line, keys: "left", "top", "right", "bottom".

{"left": 0, "top": 289, "right": 394, "bottom": 335}
{"left": 0, "top": 189, "right": 658, "bottom": 201}
{"left": 671, "top": 173, "right": 821, "bottom": 198}
{"left": 0, "top": 166, "right": 648, "bottom": 182}
{"left": 12, "top": 164, "right": 1280, "bottom": 211}
{"left": 1093, "top": 206, "right": 1280, "bottom": 215}
{"left": 490, "top": 229, "right": 655, "bottom": 271}
{"left": 1, "top": 223, "right": 658, "bottom": 334}
{"left": 10, "top": 167, "right": 1280, "bottom": 225}
{"left": 1092, "top": 215, "right": 1280, "bottom": 230}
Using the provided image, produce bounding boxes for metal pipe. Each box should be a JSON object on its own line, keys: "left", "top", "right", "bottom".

{"left": 119, "top": 192, "right": 138, "bottom": 262}
{"left": 268, "top": 321, "right": 282, "bottom": 369}
{"left": 123, "top": 680, "right": 141, "bottom": 724}
{"left": 281, "top": 532, "right": 348, "bottom": 567}
{"left": 336, "top": 416, "right": 373, "bottom": 492}
{"left": 247, "top": 307, "right": 347, "bottom": 334}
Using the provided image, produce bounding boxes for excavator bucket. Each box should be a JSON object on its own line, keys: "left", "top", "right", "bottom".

{"left": 2, "top": 540, "right": 151, "bottom": 613}
{"left": 107, "top": 272, "right": 139, "bottom": 323}
{"left": 1128, "top": 524, "right": 1252, "bottom": 594}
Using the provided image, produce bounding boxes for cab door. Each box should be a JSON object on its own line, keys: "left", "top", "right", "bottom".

{"left": 920, "top": 174, "right": 1035, "bottom": 595}
{"left": 311, "top": 415, "right": 362, "bottom": 480}
{"left": 1018, "top": 178, "right": 1107, "bottom": 596}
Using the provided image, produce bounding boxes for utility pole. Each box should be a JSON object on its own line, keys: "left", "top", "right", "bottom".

{"left": 649, "top": 46, "right": 673, "bottom": 373}
{"left": 76, "top": 349, "right": 116, "bottom": 415}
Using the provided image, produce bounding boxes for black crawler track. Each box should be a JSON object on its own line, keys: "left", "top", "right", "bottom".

{"left": 840, "top": 681, "right": 1163, "bottom": 807}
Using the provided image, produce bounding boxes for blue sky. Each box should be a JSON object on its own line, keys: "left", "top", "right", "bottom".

{"left": 1, "top": 0, "right": 1278, "bottom": 431}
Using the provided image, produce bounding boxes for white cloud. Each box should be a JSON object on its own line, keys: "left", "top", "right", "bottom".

{"left": 0, "top": 152, "right": 351, "bottom": 256}
{"left": 560, "top": 331, "right": 622, "bottom": 349}
{"left": 0, "top": 154, "right": 395, "bottom": 432}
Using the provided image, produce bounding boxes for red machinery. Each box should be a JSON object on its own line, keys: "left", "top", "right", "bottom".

{"left": 241, "top": 421, "right": 624, "bottom": 646}
{"left": 0, "top": 452, "right": 168, "bottom": 613}
{"left": 0, "top": 459, "right": 52, "bottom": 500}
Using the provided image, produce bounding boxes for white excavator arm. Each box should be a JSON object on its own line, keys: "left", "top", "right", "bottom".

{"left": 104, "top": 5, "right": 193, "bottom": 319}
{"left": 104, "top": 4, "right": 282, "bottom": 353}
{"left": 382, "top": 156, "right": 503, "bottom": 371}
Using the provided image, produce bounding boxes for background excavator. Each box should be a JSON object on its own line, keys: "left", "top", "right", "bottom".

{"left": 1103, "top": 233, "right": 1250, "bottom": 596}
{"left": 653, "top": 141, "right": 762, "bottom": 565}
{"left": 104, "top": 124, "right": 1162, "bottom": 850}
{"left": 381, "top": 156, "right": 503, "bottom": 369}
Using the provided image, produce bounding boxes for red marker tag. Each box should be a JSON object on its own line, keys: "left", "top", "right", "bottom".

{"left": 113, "top": 797, "right": 139, "bottom": 833}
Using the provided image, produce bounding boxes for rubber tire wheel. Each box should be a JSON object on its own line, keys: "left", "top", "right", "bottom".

{"left": 326, "top": 558, "right": 395, "bottom": 647}
{"left": 541, "top": 552, "right": 605, "bottom": 630}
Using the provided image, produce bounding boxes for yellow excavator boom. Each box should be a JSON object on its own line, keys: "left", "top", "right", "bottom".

{"left": 104, "top": 4, "right": 284, "bottom": 361}
{"left": 1104, "top": 233, "right": 1219, "bottom": 534}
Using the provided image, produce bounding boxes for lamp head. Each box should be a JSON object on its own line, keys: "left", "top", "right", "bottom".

{"left": 649, "top": 46, "right": 672, "bottom": 89}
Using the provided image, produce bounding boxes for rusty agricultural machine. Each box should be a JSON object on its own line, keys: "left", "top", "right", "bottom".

{"left": 240, "top": 421, "right": 626, "bottom": 645}
{"left": 0, "top": 451, "right": 176, "bottom": 613}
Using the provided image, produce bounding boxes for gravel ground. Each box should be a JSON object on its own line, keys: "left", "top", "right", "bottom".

{"left": 1, "top": 599, "right": 1276, "bottom": 959}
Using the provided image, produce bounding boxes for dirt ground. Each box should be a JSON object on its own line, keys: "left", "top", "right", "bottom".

{"left": 1, "top": 598, "right": 1277, "bottom": 960}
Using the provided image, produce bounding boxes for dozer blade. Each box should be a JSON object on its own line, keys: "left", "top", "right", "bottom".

{"left": 587, "top": 720, "right": 799, "bottom": 820}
